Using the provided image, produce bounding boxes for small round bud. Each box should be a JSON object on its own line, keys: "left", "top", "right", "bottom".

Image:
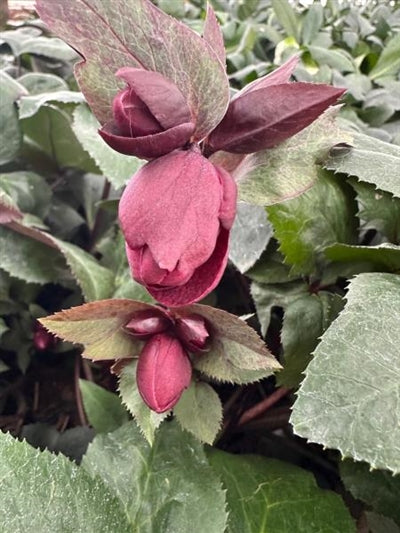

{"left": 175, "top": 314, "right": 210, "bottom": 353}
{"left": 125, "top": 310, "right": 171, "bottom": 339}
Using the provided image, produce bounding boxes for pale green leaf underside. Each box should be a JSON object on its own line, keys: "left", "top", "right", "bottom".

{"left": 208, "top": 449, "right": 355, "bottom": 533}
{"left": 325, "top": 243, "right": 400, "bottom": 272}
{"left": 325, "top": 132, "right": 400, "bottom": 199}
{"left": 235, "top": 108, "right": 352, "bottom": 206}
{"left": 291, "top": 273, "right": 400, "bottom": 474}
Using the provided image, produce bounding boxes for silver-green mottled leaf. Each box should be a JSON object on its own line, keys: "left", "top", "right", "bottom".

{"left": 0, "top": 72, "right": 25, "bottom": 165}
{"left": 0, "top": 431, "right": 131, "bottom": 533}
{"left": 291, "top": 273, "right": 400, "bottom": 474}
{"left": 18, "top": 91, "right": 85, "bottom": 119}
{"left": 325, "top": 243, "right": 400, "bottom": 272}
{"left": 82, "top": 421, "right": 228, "bottom": 533}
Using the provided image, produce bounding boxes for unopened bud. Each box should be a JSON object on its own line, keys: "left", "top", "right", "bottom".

{"left": 175, "top": 314, "right": 210, "bottom": 352}
{"left": 125, "top": 310, "right": 170, "bottom": 339}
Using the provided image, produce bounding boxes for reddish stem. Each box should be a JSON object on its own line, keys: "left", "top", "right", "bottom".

{"left": 238, "top": 387, "right": 291, "bottom": 426}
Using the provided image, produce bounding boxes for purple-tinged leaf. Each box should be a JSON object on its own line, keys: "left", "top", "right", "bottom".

{"left": 174, "top": 304, "right": 281, "bottom": 384}
{"left": 36, "top": 0, "right": 229, "bottom": 140}
{"left": 40, "top": 299, "right": 158, "bottom": 361}
{"left": 0, "top": 192, "right": 22, "bottom": 224}
{"left": 203, "top": 5, "right": 226, "bottom": 67}
{"left": 208, "top": 83, "right": 345, "bottom": 154}
{"left": 234, "top": 54, "right": 299, "bottom": 99}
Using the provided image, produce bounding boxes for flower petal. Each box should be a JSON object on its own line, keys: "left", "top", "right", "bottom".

{"left": 99, "top": 121, "right": 195, "bottom": 159}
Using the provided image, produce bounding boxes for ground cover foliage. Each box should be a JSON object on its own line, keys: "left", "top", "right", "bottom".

{"left": 0, "top": 0, "right": 399, "bottom": 531}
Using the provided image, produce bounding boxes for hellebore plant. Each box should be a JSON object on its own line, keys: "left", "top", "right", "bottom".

{"left": 37, "top": 0, "right": 346, "bottom": 437}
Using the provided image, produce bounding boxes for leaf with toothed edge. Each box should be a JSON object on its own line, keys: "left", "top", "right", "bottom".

{"left": 291, "top": 273, "right": 400, "bottom": 475}
{"left": 175, "top": 304, "right": 280, "bottom": 384}
{"left": 234, "top": 108, "right": 352, "bottom": 206}
{"left": 35, "top": 0, "right": 229, "bottom": 140}
{"left": 325, "top": 132, "right": 400, "bottom": 199}
{"left": 40, "top": 299, "right": 155, "bottom": 361}
{"left": 118, "top": 359, "right": 168, "bottom": 444}
{"left": 174, "top": 381, "right": 223, "bottom": 445}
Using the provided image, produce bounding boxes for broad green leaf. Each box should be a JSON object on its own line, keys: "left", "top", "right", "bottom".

{"left": 174, "top": 381, "right": 222, "bottom": 445}
{"left": 271, "top": 0, "right": 299, "bottom": 42}
{"left": 267, "top": 170, "right": 357, "bottom": 275}
{"left": 79, "top": 379, "right": 129, "bottom": 434}
{"left": 326, "top": 132, "right": 400, "bottom": 199}
{"left": 325, "top": 243, "right": 400, "bottom": 272}
{"left": 22, "top": 105, "right": 97, "bottom": 173}
{"left": 0, "top": 189, "right": 22, "bottom": 223}
{"left": 251, "top": 280, "right": 308, "bottom": 336}
{"left": 72, "top": 105, "right": 141, "bottom": 189}
{"left": 350, "top": 179, "right": 400, "bottom": 243}
{"left": 370, "top": 33, "right": 400, "bottom": 82}
{"left": 0, "top": 431, "right": 131, "bottom": 533}
{"left": 179, "top": 304, "right": 281, "bottom": 383}
{"left": 18, "top": 73, "right": 69, "bottom": 95}
{"left": 235, "top": 109, "right": 352, "bottom": 206}
{"left": 208, "top": 449, "right": 356, "bottom": 533}
{"left": 0, "top": 226, "right": 65, "bottom": 285}
{"left": 308, "top": 46, "right": 355, "bottom": 72}
{"left": 0, "top": 171, "right": 52, "bottom": 218}
{"left": 291, "top": 273, "right": 400, "bottom": 474}
{"left": 0, "top": 72, "right": 26, "bottom": 165}
{"left": 50, "top": 237, "right": 115, "bottom": 301}
{"left": 340, "top": 460, "right": 400, "bottom": 526}
{"left": 278, "top": 292, "right": 344, "bottom": 388}
{"left": 301, "top": 4, "right": 324, "bottom": 45}
{"left": 229, "top": 202, "right": 272, "bottom": 273}
{"left": 40, "top": 299, "right": 153, "bottom": 360}
{"left": 36, "top": 0, "right": 229, "bottom": 139}
{"left": 18, "top": 91, "right": 85, "bottom": 119}
{"left": 82, "top": 421, "right": 228, "bottom": 533}
{"left": 118, "top": 359, "right": 168, "bottom": 444}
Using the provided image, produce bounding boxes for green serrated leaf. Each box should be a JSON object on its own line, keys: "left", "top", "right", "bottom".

{"left": 0, "top": 431, "right": 131, "bottom": 533}
{"left": 308, "top": 46, "right": 355, "bottom": 72}
{"left": 17, "top": 73, "right": 69, "bottom": 95}
{"left": 180, "top": 304, "right": 280, "bottom": 384}
{"left": 267, "top": 170, "right": 358, "bottom": 275}
{"left": 40, "top": 299, "right": 152, "bottom": 360}
{"left": 325, "top": 243, "right": 400, "bottom": 272}
{"left": 50, "top": 237, "right": 115, "bottom": 301}
{"left": 236, "top": 108, "right": 352, "bottom": 206}
{"left": 18, "top": 91, "right": 85, "bottom": 119}
{"left": 0, "top": 72, "right": 26, "bottom": 165}
{"left": 82, "top": 421, "right": 228, "bottom": 533}
{"left": 208, "top": 449, "right": 356, "bottom": 533}
{"left": 370, "top": 33, "right": 400, "bottom": 82}
{"left": 0, "top": 171, "right": 52, "bottom": 218}
{"left": 340, "top": 460, "right": 400, "bottom": 526}
{"left": 366, "top": 513, "right": 400, "bottom": 533}
{"left": 79, "top": 379, "right": 129, "bottom": 434}
{"left": 17, "top": 36, "right": 79, "bottom": 61}
{"left": 291, "top": 273, "right": 400, "bottom": 474}
{"left": 325, "top": 132, "right": 400, "bottom": 199}
{"left": 349, "top": 179, "right": 400, "bottom": 243}
{"left": 174, "top": 381, "right": 222, "bottom": 445}
{"left": 118, "top": 359, "right": 168, "bottom": 444}
{"left": 72, "top": 105, "right": 142, "bottom": 189}
{"left": 278, "top": 292, "right": 344, "bottom": 388}
{"left": 271, "top": 0, "right": 299, "bottom": 42}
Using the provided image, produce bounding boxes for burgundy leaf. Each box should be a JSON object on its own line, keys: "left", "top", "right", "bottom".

{"left": 208, "top": 83, "right": 346, "bottom": 154}
{"left": 234, "top": 54, "right": 299, "bottom": 99}
{"left": 203, "top": 4, "right": 226, "bottom": 67}
{"left": 36, "top": 0, "right": 229, "bottom": 139}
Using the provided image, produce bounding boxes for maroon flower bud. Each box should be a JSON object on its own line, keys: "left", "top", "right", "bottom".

{"left": 125, "top": 310, "right": 171, "bottom": 339}
{"left": 99, "top": 67, "right": 195, "bottom": 160}
{"left": 137, "top": 333, "right": 191, "bottom": 413}
{"left": 175, "top": 315, "right": 210, "bottom": 352}
{"left": 119, "top": 148, "right": 237, "bottom": 306}
{"left": 33, "top": 322, "right": 56, "bottom": 351}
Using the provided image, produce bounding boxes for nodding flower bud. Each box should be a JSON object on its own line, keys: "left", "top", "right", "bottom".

{"left": 137, "top": 333, "right": 191, "bottom": 413}
{"left": 175, "top": 314, "right": 210, "bottom": 352}
{"left": 33, "top": 322, "right": 56, "bottom": 351}
{"left": 125, "top": 310, "right": 171, "bottom": 339}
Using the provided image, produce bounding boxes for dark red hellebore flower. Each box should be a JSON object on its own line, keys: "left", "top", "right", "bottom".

{"left": 119, "top": 148, "right": 237, "bottom": 306}
{"left": 99, "top": 68, "right": 195, "bottom": 160}
{"left": 136, "top": 333, "right": 192, "bottom": 413}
